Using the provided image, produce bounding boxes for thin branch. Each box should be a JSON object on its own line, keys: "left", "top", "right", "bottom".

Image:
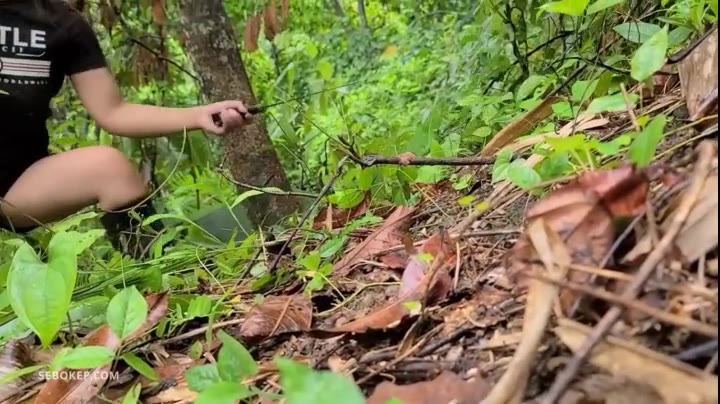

{"left": 360, "top": 155, "right": 494, "bottom": 167}
{"left": 217, "top": 168, "right": 319, "bottom": 198}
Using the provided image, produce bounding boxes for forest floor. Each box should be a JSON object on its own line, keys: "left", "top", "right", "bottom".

{"left": 3, "top": 27, "right": 719, "bottom": 404}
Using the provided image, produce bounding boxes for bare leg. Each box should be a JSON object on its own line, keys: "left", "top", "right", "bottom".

{"left": 1, "top": 146, "right": 148, "bottom": 229}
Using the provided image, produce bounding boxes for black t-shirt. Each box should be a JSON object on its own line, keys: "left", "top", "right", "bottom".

{"left": 0, "top": 0, "right": 107, "bottom": 173}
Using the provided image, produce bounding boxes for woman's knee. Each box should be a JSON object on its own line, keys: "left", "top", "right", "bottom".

{"left": 85, "top": 146, "right": 148, "bottom": 205}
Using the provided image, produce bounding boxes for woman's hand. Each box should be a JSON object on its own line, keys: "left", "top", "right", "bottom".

{"left": 194, "top": 100, "right": 251, "bottom": 135}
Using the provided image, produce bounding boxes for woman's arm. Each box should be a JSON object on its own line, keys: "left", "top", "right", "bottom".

{"left": 70, "top": 67, "right": 249, "bottom": 137}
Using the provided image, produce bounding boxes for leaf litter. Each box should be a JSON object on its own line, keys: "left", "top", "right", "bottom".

{"left": 2, "top": 27, "right": 720, "bottom": 404}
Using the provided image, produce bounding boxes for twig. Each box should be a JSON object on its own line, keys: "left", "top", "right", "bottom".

{"left": 530, "top": 273, "right": 718, "bottom": 337}
{"left": 541, "top": 140, "right": 717, "bottom": 404}
{"left": 160, "top": 318, "right": 245, "bottom": 345}
{"left": 217, "top": 168, "right": 319, "bottom": 199}
{"left": 267, "top": 157, "right": 349, "bottom": 273}
{"left": 620, "top": 83, "right": 640, "bottom": 132}
{"left": 360, "top": 155, "right": 494, "bottom": 167}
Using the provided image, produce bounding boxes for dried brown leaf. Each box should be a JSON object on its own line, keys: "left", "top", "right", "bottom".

{"left": 34, "top": 293, "right": 169, "bottom": 404}
{"left": 244, "top": 15, "right": 260, "bottom": 52}
{"left": 481, "top": 96, "right": 562, "bottom": 156}
{"left": 506, "top": 165, "right": 650, "bottom": 312}
{"left": 667, "top": 174, "right": 718, "bottom": 263}
{"left": 332, "top": 206, "right": 416, "bottom": 277}
{"left": 0, "top": 340, "right": 35, "bottom": 403}
{"left": 312, "top": 192, "right": 370, "bottom": 231}
{"left": 238, "top": 295, "right": 312, "bottom": 342}
{"left": 327, "top": 231, "right": 456, "bottom": 333}
{"left": 150, "top": 0, "right": 166, "bottom": 25}
{"left": 559, "top": 374, "right": 663, "bottom": 404}
{"left": 555, "top": 318, "right": 719, "bottom": 404}
{"left": 366, "top": 371, "right": 491, "bottom": 404}
{"left": 280, "top": 0, "right": 289, "bottom": 28}
{"left": 263, "top": 1, "right": 279, "bottom": 40}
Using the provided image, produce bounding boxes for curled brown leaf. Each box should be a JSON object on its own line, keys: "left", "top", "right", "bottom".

{"left": 244, "top": 15, "right": 260, "bottom": 52}
{"left": 312, "top": 192, "right": 370, "bottom": 231}
{"left": 238, "top": 295, "right": 313, "bottom": 342}
{"left": 367, "top": 371, "right": 491, "bottom": 404}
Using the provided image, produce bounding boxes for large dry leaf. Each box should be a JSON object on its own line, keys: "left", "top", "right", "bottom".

{"left": 506, "top": 165, "right": 649, "bottom": 312}
{"left": 332, "top": 206, "right": 416, "bottom": 277}
{"left": 326, "top": 231, "right": 456, "bottom": 333}
{"left": 678, "top": 25, "right": 718, "bottom": 121}
{"left": 263, "top": 1, "right": 279, "bottom": 40}
{"left": 481, "top": 96, "right": 562, "bottom": 156}
{"left": 34, "top": 293, "right": 169, "bottom": 404}
{"left": 666, "top": 174, "right": 718, "bottom": 263}
{"left": 237, "top": 295, "right": 312, "bottom": 342}
{"left": 312, "top": 193, "right": 370, "bottom": 231}
{"left": 150, "top": 0, "right": 166, "bottom": 25}
{"left": 366, "top": 371, "right": 491, "bottom": 404}
{"left": 555, "top": 319, "right": 719, "bottom": 404}
{"left": 244, "top": 15, "right": 261, "bottom": 52}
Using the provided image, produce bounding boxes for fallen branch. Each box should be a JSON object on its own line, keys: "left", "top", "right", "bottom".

{"left": 541, "top": 140, "right": 717, "bottom": 404}
{"left": 360, "top": 155, "right": 494, "bottom": 167}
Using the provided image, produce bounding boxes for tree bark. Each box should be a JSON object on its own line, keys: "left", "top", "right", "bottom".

{"left": 177, "top": 0, "right": 301, "bottom": 227}
{"left": 357, "top": 0, "right": 368, "bottom": 29}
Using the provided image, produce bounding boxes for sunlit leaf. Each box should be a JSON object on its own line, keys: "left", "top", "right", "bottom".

{"left": 629, "top": 115, "right": 667, "bottom": 167}
{"left": 586, "top": 0, "right": 624, "bottom": 14}
{"left": 186, "top": 364, "right": 221, "bottom": 392}
{"left": 123, "top": 352, "right": 159, "bottom": 381}
{"left": 52, "top": 346, "right": 115, "bottom": 370}
{"left": 540, "top": 0, "right": 590, "bottom": 16}
{"left": 106, "top": 286, "right": 148, "bottom": 340}
{"left": 631, "top": 26, "right": 668, "bottom": 81}
{"left": 276, "top": 358, "right": 365, "bottom": 404}
{"left": 613, "top": 22, "right": 661, "bottom": 43}
{"left": 491, "top": 149, "right": 513, "bottom": 182}
{"left": 217, "top": 330, "right": 258, "bottom": 381}
{"left": 507, "top": 160, "right": 542, "bottom": 190}
{"left": 586, "top": 93, "right": 638, "bottom": 114}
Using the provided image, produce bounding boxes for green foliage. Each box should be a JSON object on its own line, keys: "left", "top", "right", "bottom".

{"left": 106, "top": 286, "right": 148, "bottom": 340}
{"left": 629, "top": 115, "right": 668, "bottom": 166}
{"left": 276, "top": 358, "right": 366, "bottom": 404}
{"left": 631, "top": 27, "right": 669, "bottom": 81}
{"left": 51, "top": 346, "right": 115, "bottom": 370}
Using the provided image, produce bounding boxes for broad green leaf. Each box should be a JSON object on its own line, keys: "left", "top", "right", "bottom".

{"left": 506, "top": 161, "right": 542, "bottom": 190}
{"left": 516, "top": 75, "right": 546, "bottom": 100}
{"left": 540, "top": 0, "right": 590, "bottom": 16}
{"left": 195, "top": 381, "right": 252, "bottom": 404}
{"left": 586, "top": 93, "right": 638, "bottom": 114}
{"left": 457, "top": 94, "right": 483, "bottom": 106}
{"left": 217, "top": 330, "right": 258, "bottom": 382}
{"left": 629, "top": 115, "right": 667, "bottom": 166}
{"left": 123, "top": 352, "right": 159, "bottom": 381}
{"left": 492, "top": 149, "right": 513, "bottom": 183}
{"left": 546, "top": 134, "right": 587, "bottom": 152}
{"left": 571, "top": 79, "right": 598, "bottom": 102}
{"left": 536, "top": 152, "right": 571, "bottom": 179}
{"left": 230, "top": 190, "right": 263, "bottom": 209}
{"left": 613, "top": 22, "right": 661, "bottom": 43}
{"left": 710, "top": 0, "right": 718, "bottom": 16}
{"left": 7, "top": 243, "right": 68, "bottom": 348}
{"left": 669, "top": 26, "right": 693, "bottom": 47}
{"left": 52, "top": 346, "right": 115, "bottom": 369}
{"left": 0, "top": 365, "right": 45, "bottom": 385}
{"left": 50, "top": 212, "right": 98, "bottom": 233}
{"left": 631, "top": 27, "right": 668, "bottom": 81}
{"left": 186, "top": 364, "right": 221, "bottom": 392}
{"left": 121, "top": 384, "right": 142, "bottom": 404}
{"left": 472, "top": 127, "right": 492, "bottom": 138}
{"left": 47, "top": 230, "right": 102, "bottom": 312}
{"left": 106, "top": 286, "right": 148, "bottom": 340}
{"left": 586, "top": 0, "right": 624, "bottom": 13}
{"left": 276, "top": 358, "right": 365, "bottom": 404}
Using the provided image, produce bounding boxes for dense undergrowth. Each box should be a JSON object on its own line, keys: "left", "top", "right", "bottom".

{"left": 0, "top": 0, "right": 717, "bottom": 402}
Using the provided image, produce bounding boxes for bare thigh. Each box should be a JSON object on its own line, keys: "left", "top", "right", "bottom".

{"left": 1, "top": 146, "right": 148, "bottom": 229}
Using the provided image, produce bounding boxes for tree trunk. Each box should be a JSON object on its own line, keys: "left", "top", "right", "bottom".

{"left": 177, "top": 0, "right": 301, "bottom": 228}
{"left": 327, "top": 0, "right": 345, "bottom": 17}
{"left": 357, "top": 0, "right": 368, "bottom": 29}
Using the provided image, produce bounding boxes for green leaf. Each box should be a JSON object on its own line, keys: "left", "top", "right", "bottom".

{"left": 276, "top": 358, "right": 365, "bottom": 404}
{"left": 216, "top": 330, "right": 258, "bottom": 382}
{"left": 121, "top": 384, "right": 142, "bottom": 404}
{"left": 491, "top": 149, "right": 513, "bottom": 183}
{"left": 52, "top": 346, "right": 115, "bottom": 369}
{"left": 571, "top": 79, "right": 598, "bottom": 102}
{"left": 7, "top": 243, "right": 69, "bottom": 348}
{"left": 472, "top": 127, "right": 492, "bottom": 138}
{"left": 540, "top": 0, "right": 590, "bottom": 16}
{"left": 185, "top": 364, "right": 221, "bottom": 392}
{"left": 230, "top": 190, "right": 263, "bottom": 209}
{"left": 506, "top": 161, "right": 542, "bottom": 190}
{"left": 631, "top": 26, "right": 668, "bottom": 82}
{"left": 195, "top": 381, "right": 252, "bottom": 404}
{"left": 317, "top": 59, "right": 334, "bottom": 80}
{"left": 613, "top": 22, "right": 661, "bottom": 43}
{"left": 546, "top": 134, "right": 588, "bottom": 152}
{"left": 586, "top": 0, "right": 624, "bottom": 13}
{"left": 516, "top": 75, "right": 546, "bottom": 100}
{"left": 123, "top": 352, "right": 159, "bottom": 381}
{"left": 106, "top": 286, "right": 148, "bottom": 340}
{"left": 629, "top": 115, "right": 667, "bottom": 167}
{"left": 669, "top": 26, "right": 693, "bottom": 47}
{"left": 586, "top": 93, "right": 638, "bottom": 114}
{"left": 457, "top": 94, "right": 483, "bottom": 106}
{"left": 0, "top": 365, "right": 46, "bottom": 385}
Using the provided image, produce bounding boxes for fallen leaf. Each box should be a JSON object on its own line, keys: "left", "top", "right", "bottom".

{"left": 667, "top": 174, "right": 718, "bottom": 263}
{"left": 237, "top": 295, "right": 313, "bottom": 342}
{"left": 505, "top": 164, "right": 650, "bottom": 312}
{"left": 244, "top": 15, "right": 260, "bottom": 52}
{"left": 555, "top": 318, "right": 719, "bottom": 404}
{"left": 559, "top": 374, "right": 664, "bottom": 404}
{"left": 332, "top": 206, "right": 417, "bottom": 277}
{"left": 34, "top": 293, "right": 169, "bottom": 404}
{"left": 326, "top": 231, "right": 456, "bottom": 333}
{"left": 150, "top": 0, "right": 166, "bottom": 25}
{"left": 312, "top": 192, "right": 371, "bottom": 231}
{"left": 481, "top": 96, "right": 562, "bottom": 156}
{"left": 366, "top": 371, "right": 491, "bottom": 404}
{"left": 263, "top": 1, "right": 279, "bottom": 40}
